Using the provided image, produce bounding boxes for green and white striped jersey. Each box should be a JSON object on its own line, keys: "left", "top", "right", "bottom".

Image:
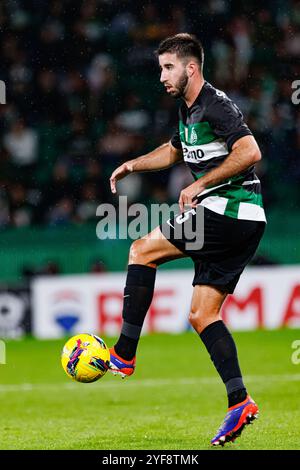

{"left": 171, "top": 81, "right": 266, "bottom": 222}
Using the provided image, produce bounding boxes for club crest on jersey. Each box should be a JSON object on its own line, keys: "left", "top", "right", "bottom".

{"left": 184, "top": 126, "right": 198, "bottom": 145}
{"left": 190, "top": 128, "right": 197, "bottom": 144}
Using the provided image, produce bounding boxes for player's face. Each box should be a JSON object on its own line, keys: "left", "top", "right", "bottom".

{"left": 159, "top": 53, "right": 189, "bottom": 98}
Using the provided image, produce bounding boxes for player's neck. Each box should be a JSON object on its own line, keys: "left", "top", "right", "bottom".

{"left": 183, "top": 76, "right": 205, "bottom": 109}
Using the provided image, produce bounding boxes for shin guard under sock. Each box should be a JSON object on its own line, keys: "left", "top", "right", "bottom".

{"left": 114, "top": 264, "right": 156, "bottom": 360}
{"left": 200, "top": 320, "right": 247, "bottom": 407}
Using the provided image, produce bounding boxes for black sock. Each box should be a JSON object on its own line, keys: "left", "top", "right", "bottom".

{"left": 114, "top": 264, "right": 156, "bottom": 360}
{"left": 200, "top": 320, "right": 247, "bottom": 407}
{"left": 227, "top": 389, "right": 247, "bottom": 408}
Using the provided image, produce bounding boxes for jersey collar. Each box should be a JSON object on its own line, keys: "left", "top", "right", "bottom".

{"left": 184, "top": 80, "right": 207, "bottom": 111}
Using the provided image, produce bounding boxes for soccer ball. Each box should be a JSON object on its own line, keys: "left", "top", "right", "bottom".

{"left": 61, "top": 333, "right": 110, "bottom": 383}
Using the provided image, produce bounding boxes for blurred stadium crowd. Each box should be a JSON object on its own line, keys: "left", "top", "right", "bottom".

{"left": 0, "top": 0, "right": 299, "bottom": 228}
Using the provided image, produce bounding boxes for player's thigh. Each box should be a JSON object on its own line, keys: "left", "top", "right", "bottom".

{"left": 128, "top": 225, "right": 187, "bottom": 266}
{"left": 189, "top": 284, "right": 228, "bottom": 333}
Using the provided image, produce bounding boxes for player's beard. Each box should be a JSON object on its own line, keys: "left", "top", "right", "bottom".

{"left": 169, "top": 70, "right": 189, "bottom": 98}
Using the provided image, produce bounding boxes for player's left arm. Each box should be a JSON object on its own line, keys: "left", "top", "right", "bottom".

{"left": 198, "top": 134, "right": 261, "bottom": 189}
{"left": 178, "top": 135, "right": 261, "bottom": 211}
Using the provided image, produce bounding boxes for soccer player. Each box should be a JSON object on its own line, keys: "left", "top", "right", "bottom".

{"left": 108, "top": 33, "right": 266, "bottom": 446}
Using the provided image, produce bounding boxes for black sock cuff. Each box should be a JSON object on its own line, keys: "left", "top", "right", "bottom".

{"left": 126, "top": 264, "right": 156, "bottom": 287}
{"left": 121, "top": 321, "right": 142, "bottom": 340}
{"left": 200, "top": 320, "right": 231, "bottom": 352}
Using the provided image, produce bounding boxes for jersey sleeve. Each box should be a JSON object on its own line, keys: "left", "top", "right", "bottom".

{"left": 206, "top": 94, "right": 252, "bottom": 151}
{"left": 170, "top": 127, "right": 182, "bottom": 149}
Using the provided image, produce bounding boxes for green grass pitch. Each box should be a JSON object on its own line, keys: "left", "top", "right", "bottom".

{"left": 1, "top": 329, "right": 300, "bottom": 450}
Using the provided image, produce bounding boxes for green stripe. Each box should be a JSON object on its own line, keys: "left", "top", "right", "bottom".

{"left": 179, "top": 121, "right": 216, "bottom": 145}
{"left": 215, "top": 186, "right": 263, "bottom": 218}
{"left": 227, "top": 186, "right": 263, "bottom": 206}
{"left": 190, "top": 170, "right": 263, "bottom": 218}
{"left": 224, "top": 188, "right": 263, "bottom": 218}
{"left": 196, "top": 183, "right": 262, "bottom": 217}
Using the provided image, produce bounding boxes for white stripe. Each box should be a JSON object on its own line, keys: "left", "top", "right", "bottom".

{"left": 183, "top": 139, "right": 229, "bottom": 162}
{"left": 0, "top": 374, "right": 299, "bottom": 393}
{"left": 242, "top": 179, "right": 260, "bottom": 186}
{"left": 197, "top": 196, "right": 266, "bottom": 222}
{"left": 238, "top": 202, "right": 266, "bottom": 222}
{"left": 197, "top": 178, "right": 260, "bottom": 197}
{"left": 198, "top": 195, "right": 228, "bottom": 215}
{"left": 197, "top": 181, "right": 231, "bottom": 197}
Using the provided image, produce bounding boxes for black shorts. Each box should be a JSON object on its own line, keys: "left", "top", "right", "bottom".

{"left": 160, "top": 206, "right": 266, "bottom": 294}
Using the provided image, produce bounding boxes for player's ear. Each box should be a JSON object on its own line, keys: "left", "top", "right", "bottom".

{"left": 186, "top": 61, "right": 197, "bottom": 77}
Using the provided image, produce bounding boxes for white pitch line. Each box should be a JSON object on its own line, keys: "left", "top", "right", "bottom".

{"left": 0, "top": 373, "right": 299, "bottom": 393}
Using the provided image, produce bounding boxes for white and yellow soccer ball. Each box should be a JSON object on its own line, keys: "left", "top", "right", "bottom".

{"left": 61, "top": 334, "right": 110, "bottom": 383}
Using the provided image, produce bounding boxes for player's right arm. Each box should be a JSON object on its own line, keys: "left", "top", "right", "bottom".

{"left": 110, "top": 141, "right": 182, "bottom": 194}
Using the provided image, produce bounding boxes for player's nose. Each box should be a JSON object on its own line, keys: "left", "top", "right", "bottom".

{"left": 160, "top": 71, "right": 167, "bottom": 83}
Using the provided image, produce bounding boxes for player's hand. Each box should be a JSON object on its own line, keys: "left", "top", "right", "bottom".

{"left": 110, "top": 162, "right": 134, "bottom": 194}
{"left": 179, "top": 181, "right": 205, "bottom": 212}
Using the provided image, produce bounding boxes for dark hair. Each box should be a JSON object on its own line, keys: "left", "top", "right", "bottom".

{"left": 155, "top": 33, "right": 204, "bottom": 69}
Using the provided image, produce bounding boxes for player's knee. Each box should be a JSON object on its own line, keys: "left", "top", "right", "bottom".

{"left": 189, "top": 309, "right": 204, "bottom": 332}
{"left": 189, "top": 308, "right": 220, "bottom": 334}
{"left": 128, "top": 239, "right": 154, "bottom": 266}
{"left": 128, "top": 239, "right": 144, "bottom": 264}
